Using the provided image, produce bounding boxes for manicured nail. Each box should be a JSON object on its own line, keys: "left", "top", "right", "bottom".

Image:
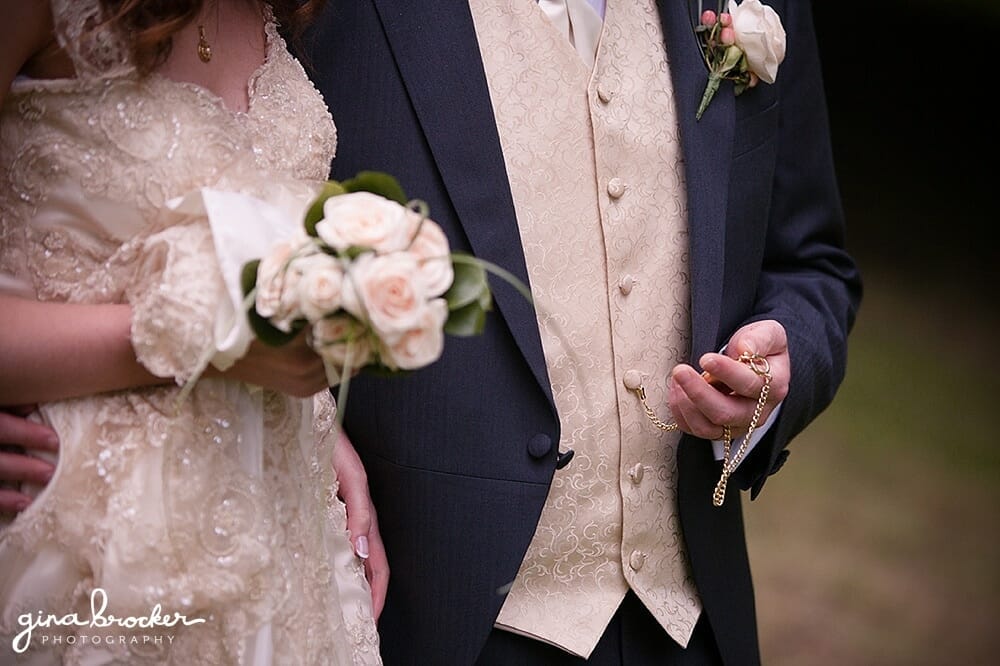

{"left": 354, "top": 536, "right": 369, "bottom": 560}
{"left": 15, "top": 499, "right": 31, "bottom": 512}
{"left": 46, "top": 433, "right": 60, "bottom": 449}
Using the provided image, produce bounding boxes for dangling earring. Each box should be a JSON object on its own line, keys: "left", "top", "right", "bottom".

{"left": 197, "top": 24, "right": 212, "bottom": 63}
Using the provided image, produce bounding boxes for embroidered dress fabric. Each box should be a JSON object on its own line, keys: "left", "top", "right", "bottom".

{"left": 0, "top": 1, "right": 380, "bottom": 663}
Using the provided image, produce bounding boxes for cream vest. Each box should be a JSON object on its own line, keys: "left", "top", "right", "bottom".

{"left": 468, "top": 0, "right": 702, "bottom": 657}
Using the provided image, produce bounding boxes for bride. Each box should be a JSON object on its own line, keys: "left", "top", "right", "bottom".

{"left": 0, "top": 0, "right": 382, "bottom": 663}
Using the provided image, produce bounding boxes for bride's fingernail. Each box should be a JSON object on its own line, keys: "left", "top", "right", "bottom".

{"left": 354, "top": 536, "right": 370, "bottom": 560}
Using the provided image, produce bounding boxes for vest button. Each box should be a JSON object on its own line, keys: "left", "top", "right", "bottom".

{"left": 527, "top": 433, "right": 553, "bottom": 459}
{"left": 629, "top": 549, "right": 647, "bottom": 572}
{"left": 628, "top": 463, "right": 644, "bottom": 484}
{"left": 597, "top": 84, "right": 615, "bottom": 104}
{"left": 622, "top": 369, "right": 642, "bottom": 391}
{"left": 618, "top": 275, "right": 634, "bottom": 295}
{"left": 607, "top": 177, "right": 626, "bottom": 199}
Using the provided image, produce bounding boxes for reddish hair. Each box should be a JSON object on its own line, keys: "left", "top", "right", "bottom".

{"left": 96, "top": 1, "right": 325, "bottom": 75}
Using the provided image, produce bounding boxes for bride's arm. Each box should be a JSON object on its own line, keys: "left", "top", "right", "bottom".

{"left": 0, "top": 295, "right": 333, "bottom": 404}
{"left": 0, "top": 296, "right": 168, "bottom": 404}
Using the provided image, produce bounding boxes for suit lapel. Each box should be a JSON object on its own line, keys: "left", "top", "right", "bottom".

{"left": 368, "top": 0, "right": 733, "bottom": 399}
{"left": 370, "top": 0, "right": 555, "bottom": 409}
{"left": 659, "top": 0, "right": 734, "bottom": 359}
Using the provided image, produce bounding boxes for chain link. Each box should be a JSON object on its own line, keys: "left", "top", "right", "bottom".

{"left": 630, "top": 352, "right": 773, "bottom": 508}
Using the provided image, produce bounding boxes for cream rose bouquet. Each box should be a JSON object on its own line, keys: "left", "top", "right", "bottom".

{"left": 695, "top": 0, "right": 786, "bottom": 120}
{"left": 241, "top": 171, "right": 521, "bottom": 390}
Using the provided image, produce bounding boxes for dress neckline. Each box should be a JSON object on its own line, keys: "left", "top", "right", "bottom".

{"left": 8, "top": 9, "right": 280, "bottom": 121}
{"left": 152, "top": 11, "right": 279, "bottom": 118}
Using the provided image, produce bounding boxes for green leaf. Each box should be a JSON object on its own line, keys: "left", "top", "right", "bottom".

{"left": 444, "top": 254, "right": 490, "bottom": 310}
{"left": 241, "top": 258, "right": 302, "bottom": 347}
{"left": 341, "top": 171, "right": 408, "bottom": 206}
{"left": 304, "top": 181, "right": 347, "bottom": 236}
{"left": 444, "top": 301, "right": 488, "bottom": 337}
{"left": 247, "top": 310, "right": 303, "bottom": 347}
{"left": 241, "top": 259, "right": 260, "bottom": 297}
{"left": 478, "top": 285, "right": 494, "bottom": 311}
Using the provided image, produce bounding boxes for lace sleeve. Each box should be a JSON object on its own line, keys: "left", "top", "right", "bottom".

{"left": 126, "top": 222, "right": 226, "bottom": 384}
{"left": 49, "top": 0, "right": 134, "bottom": 80}
{"left": 313, "top": 390, "right": 340, "bottom": 450}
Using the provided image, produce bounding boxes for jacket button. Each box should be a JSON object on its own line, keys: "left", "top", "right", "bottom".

{"left": 527, "top": 434, "right": 553, "bottom": 459}
{"left": 556, "top": 449, "right": 575, "bottom": 469}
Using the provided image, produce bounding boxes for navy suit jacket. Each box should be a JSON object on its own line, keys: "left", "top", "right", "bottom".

{"left": 303, "top": 1, "right": 861, "bottom": 664}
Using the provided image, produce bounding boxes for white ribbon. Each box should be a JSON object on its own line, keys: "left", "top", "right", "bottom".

{"left": 166, "top": 182, "right": 315, "bottom": 371}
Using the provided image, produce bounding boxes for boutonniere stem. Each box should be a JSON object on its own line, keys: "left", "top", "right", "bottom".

{"left": 695, "top": 0, "right": 786, "bottom": 120}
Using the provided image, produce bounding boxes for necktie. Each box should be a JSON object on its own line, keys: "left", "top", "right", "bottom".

{"left": 537, "top": 0, "right": 603, "bottom": 69}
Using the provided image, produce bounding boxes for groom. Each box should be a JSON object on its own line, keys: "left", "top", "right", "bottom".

{"left": 303, "top": 0, "right": 860, "bottom": 664}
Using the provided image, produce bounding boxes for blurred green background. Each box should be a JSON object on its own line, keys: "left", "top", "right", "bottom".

{"left": 746, "top": 3, "right": 999, "bottom": 664}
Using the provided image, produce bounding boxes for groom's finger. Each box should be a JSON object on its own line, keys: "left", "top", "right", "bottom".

{"left": 0, "top": 450, "right": 54, "bottom": 485}
{"left": 0, "top": 488, "right": 32, "bottom": 514}
{"left": 0, "top": 410, "right": 59, "bottom": 453}
{"left": 726, "top": 320, "right": 788, "bottom": 359}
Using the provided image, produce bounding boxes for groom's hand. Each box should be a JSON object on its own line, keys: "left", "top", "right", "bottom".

{"left": 667, "top": 320, "right": 790, "bottom": 441}
{"left": 0, "top": 406, "right": 58, "bottom": 513}
{"left": 334, "top": 429, "right": 389, "bottom": 621}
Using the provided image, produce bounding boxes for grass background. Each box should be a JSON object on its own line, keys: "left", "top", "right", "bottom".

{"left": 745, "top": 3, "right": 999, "bottom": 664}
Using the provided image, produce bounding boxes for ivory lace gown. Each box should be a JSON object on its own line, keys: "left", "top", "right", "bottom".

{"left": 0, "top": 2, "right": 381, "bottom": 664}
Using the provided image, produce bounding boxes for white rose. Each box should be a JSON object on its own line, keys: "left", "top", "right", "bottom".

{"left": 311, "top": 314, "right": 374, "bottom": 375}
{"left": 729, "top": 0, "right": 786, "bottom": 84}
{"left": 380, "top": 298, "right": 448, "bottom": 370}
{"left": 342, "top": 252, "right": 427, "bottom": 339}
{"left": 315, "top": 192, "right": 414, "bottom": 254}
{"left": 296, "top": 254, "right": 345, "bottom": 323}
{"left": 407, "top": 217, "right": 454, "bottom": 297}
{"left": 255, "top": 242, "right": 306, "bottom": 331}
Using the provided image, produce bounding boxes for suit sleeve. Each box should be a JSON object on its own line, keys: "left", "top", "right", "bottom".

{"left": 734, "top": 0, "right": 862, "bottom": 498}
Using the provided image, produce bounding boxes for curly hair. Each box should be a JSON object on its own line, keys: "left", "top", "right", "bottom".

{"left": 96, "top": 0, "right": 325, "bottom": 75}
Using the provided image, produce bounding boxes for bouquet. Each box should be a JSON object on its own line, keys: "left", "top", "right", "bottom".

{"left": 240, "top": 171, "right": 523, "bottom": 389}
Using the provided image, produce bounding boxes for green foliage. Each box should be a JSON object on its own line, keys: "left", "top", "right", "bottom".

{"left": 240, "top": 259, "right": 302, "bottom": 346}
{"left": 444, "top": 254, "right": 493, "bottom": 337}
{"left": 341, "top": 171, "right": 409, "bottom": 206}
{"left": 303, "top": 181, "right": 346, "bottom": 237}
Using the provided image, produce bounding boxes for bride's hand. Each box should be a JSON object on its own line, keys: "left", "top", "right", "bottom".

{"left": 334, "top": 429, "right": 389, "bottom": 620}
{"left": 211, "top": 335, "right": 330, "bottom": 397}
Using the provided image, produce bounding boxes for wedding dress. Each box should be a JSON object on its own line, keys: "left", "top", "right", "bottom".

{"left": 0, "top": 1, "right": 381, "bottom": 663}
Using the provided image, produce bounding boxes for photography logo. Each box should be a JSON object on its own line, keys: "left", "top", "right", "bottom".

{"left": 11, "top": 587, "right": 207, "bottom": 654}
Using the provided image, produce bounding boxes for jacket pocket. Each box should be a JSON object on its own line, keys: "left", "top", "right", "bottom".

{"left": 732, "top": 99, "right": 778, "bottom": 158}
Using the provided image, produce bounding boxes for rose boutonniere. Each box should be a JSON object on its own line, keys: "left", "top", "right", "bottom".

{"left": 695, "top": 0, "right": 786, "bottom": 120}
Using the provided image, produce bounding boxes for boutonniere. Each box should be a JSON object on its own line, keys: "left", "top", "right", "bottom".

{"left": 695, "top": 0, "right": 786, "bottom": 120}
